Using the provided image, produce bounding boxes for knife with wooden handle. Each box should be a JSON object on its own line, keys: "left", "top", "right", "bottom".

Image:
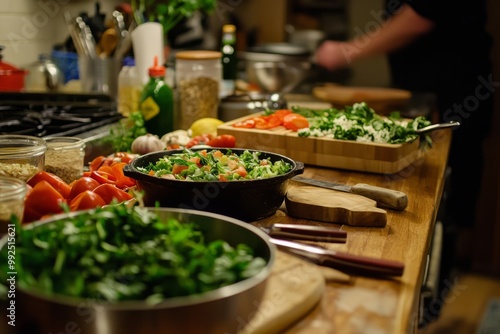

{"left": 270, "top": 238, "right": 405, "bottom": 277}
{"left": 292, "top": 176, "right": 408, "bottom": 211}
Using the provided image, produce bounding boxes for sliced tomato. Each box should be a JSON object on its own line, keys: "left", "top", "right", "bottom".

{"left": 27, "top": 171, "right": 71, "bottom": 199}
{"left": 283, "top": 113, "right": 309, "bottom": 131}
{"left": 110, "top": 162, "right": 136, "bottom": 189}
{"left": 93, "top": 184, "right": 133, "bottom": 205}
{"left": 69, "top": 177, "right": 101, "bottom": 199}
{"left": 89, "top": 156, "right": 106, "bottom": 172}
{"left": 253, "top": 116, "right": 272, "bottom": 129}
{"left": 273, "top": 109, "right": 292, "bottom": 121}
{"left": 69, "top": 190, "right": 106, "bottom": 211}
{"left": 232, "top": 119, "right": 255, "bottom": 128}
{"left": 90, "top": 171, "right": 117, "bottom": 185}
{"left": 206, "top": 135, "right": 236, "bottom": 148}
{"left": 24, "top": 180, "right": 66, "bottom": 222}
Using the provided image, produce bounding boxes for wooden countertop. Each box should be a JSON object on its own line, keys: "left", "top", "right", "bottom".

{"left": 252, "top": 129, "right": 452, "bottom": 334}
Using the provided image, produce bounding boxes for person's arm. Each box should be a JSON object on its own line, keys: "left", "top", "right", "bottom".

{"left": 314, "top": 4, "right": 435, "bottom": 71}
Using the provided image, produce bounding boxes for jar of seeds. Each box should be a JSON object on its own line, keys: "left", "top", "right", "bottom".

{"left": 175, "top": 50, "right": 222, "bottom": 130}
{"left": 43, "top": 137, "right": 85, "bottom": 184}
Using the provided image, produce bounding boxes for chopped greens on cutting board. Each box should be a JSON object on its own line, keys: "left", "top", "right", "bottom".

{"left": 290, "top": 102, "right": 431, "bottom": 145}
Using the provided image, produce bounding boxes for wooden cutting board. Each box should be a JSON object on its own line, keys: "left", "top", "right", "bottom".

{"left": 285, "top": 185, "right": 387, "bottom": 227}
{"left": 241, "top": 251, "right": 326, "bottom": 334}
{"left": 217, "top": 113, "right": 423, "bottom": 174}
{"left": 312, "top": 84, "right": 411, "bottom": 115}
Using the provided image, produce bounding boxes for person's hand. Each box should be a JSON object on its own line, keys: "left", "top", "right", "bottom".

{"left": 314, "top": 40, "right": 355, "bottom": 71}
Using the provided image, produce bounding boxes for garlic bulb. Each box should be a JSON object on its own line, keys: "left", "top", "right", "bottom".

{"left": 131, "top": 134, "right": 165, "bottom": 155}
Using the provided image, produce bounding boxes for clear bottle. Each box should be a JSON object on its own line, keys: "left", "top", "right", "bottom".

{"left": 139, "top": 56, "right": 174, "bottom": 137}
{"left": 221, "top": 24, "right": 237, "bottom": 98}
{"left": 175, "top": 50, "right": 222, "bottom": 130}
{"left": 117, "top": 57, "right": 142, "bottom": 117}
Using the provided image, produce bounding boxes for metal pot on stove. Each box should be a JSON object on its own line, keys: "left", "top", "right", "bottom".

{"left": 0, "top": 45, "right": 27, "bottom": 92}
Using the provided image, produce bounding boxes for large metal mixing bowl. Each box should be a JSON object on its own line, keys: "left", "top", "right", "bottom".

{"left": 0, "top": 208, "right": 276, "bottom": 334}
{"left": 239, "top": 43, "right": 312, "bottom": 93}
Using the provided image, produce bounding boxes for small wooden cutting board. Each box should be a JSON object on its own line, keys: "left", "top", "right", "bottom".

{"left": 242, "top": 251, "right": 326, "bottom": 334}
{"left": 285, "top": 186, "right": 387, "bottom": 227}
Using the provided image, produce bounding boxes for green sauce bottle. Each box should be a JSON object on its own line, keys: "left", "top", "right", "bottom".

{"left": 139, "top": 56, "right": 174, "bottom": 137}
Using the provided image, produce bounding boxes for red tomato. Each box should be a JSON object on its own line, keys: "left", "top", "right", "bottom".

{"left": 232, "top": 119, "right": 255, "bottom": 128}
{"left": 69, "top": 190, "right": 106, "bottom": 211}
{"left": 113, "top": 152, "right": 139, "bottom": 164}
{"left": 206, "top": 135, "right": 236, "bottom": 148}
{"left": 23, "top": 180, "right": 66, "bottom": 223}
{"left": 27, "top": 171, "right": 71, "bottom": 199}
{"left": 93, "top": 184, "right": 133, "bottom": 205}
{"left": 186, "top": 134, "right": 213, "bottom": 148}
{"left": 69, "top": 177, "right": 101, "bottom": 199}
{"left": 283, "top": 113, "right": 309, "bottom": 131}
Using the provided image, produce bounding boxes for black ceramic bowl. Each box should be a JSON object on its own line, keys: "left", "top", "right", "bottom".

{"left": 123, "top": 148, "right": 305, "bottom": 221}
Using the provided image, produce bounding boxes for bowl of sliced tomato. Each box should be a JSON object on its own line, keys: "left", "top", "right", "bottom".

{"left": 123, "top": 148, "right": 304, "bottom": 221}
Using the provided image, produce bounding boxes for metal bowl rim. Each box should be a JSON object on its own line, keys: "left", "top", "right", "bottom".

{"left": 0, "top": 207, "right": 276, "bottom": 310}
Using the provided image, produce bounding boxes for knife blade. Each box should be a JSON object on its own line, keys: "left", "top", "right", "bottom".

{"left": 292, "top": 176, "right": 408, "bottom": 211}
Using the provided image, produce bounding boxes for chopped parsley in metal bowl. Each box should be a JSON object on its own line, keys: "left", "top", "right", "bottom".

{"left": 0, "top": 204, "right": 269, "bottom": 303}
{"left": 137, "top": 148, "right": 293, "bottom": 181}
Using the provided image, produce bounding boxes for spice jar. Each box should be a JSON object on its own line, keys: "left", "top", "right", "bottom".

{"left": 0, "top": 176, "right": 27, "bottom": 234}
{"left": 0, "top": 135, "right": 47, "bottom": 182}
{"left": 43, "top": 137, "right": 85, "bottom": 184}
{"left": 175, "top": 50, "right": 222, "bottom": 130}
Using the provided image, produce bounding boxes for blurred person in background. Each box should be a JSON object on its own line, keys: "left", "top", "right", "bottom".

{"left": 315, "top": 0, "right": 495, "bottom": 312}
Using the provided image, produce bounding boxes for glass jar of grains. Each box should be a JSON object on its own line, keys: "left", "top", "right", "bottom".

{"left": 0, "top": 176, "right": 27, "bottom": 235}
{"left": 43, "top": 137, "right": 85, "bottom": 184}
{"left": 175, "top": 50, "right": 222, "bottom": 130}
{"left": 0, "top": 134, "right": 47, "bottom": 182}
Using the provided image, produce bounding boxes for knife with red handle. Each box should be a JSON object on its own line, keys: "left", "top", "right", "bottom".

{"left": 262, "top": 223, "right": 347, "bottom": 243}
{"left": 270, "top": 237, "right": 405, "bottom": 277}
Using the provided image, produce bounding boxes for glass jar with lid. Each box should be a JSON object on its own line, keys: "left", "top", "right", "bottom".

{"left": 175, "top": 50, "right": 222, "bottom": 130}
{"left": 43, "top": 137, "right": 85, "bottom": 184}
{"left": 0, "top": 134, "right": 47, "bottom": 182}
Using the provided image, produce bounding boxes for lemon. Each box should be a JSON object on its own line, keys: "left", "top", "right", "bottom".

{"left": 189, "top": 117, "right": 224, "bottom": 137}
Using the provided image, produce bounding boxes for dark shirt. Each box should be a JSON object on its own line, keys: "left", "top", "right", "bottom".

{"left": 386, "top": 0, "right": 493, "bottom": 96}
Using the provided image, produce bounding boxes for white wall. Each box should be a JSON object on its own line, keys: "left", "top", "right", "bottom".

{"left": 0, "top": 0, "right": 122, "bottom": 69}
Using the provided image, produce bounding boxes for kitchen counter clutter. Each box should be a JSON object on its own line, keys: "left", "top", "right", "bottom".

{"left": 249, "top": 128, "right": 451, "bottom": 333}
{"left": 0, "top": 98, "right": 451, "bottom": 333}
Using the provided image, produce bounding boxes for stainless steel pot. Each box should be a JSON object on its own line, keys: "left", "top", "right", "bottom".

{"left": 239, "top": 43, "right": 312, "bottom": 93}
{"left": 0, "top": 207, "right": 276, "bottom": 334}
{"left": 25, "top": 54, "right": 64, "bottom": 92}
{"left": 218, "top": 92, "right": 288, "bottom": 122}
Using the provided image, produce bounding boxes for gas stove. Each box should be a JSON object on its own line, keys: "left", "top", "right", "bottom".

{"left": 0, "top": 92, "right": 123, "bottom": 162}
{"left": 0, "top": 92, "right": 122, "bottom": 137}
